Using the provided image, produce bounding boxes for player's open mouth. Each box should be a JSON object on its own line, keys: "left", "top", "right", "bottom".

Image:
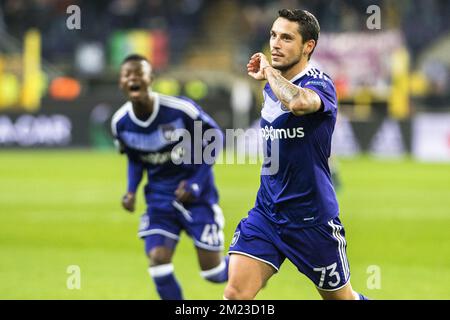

{"left": 129, "top": 84, "right": 141, "bottom": 92}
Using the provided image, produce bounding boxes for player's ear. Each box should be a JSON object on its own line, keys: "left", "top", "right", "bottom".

{"left": 118, "top": 67, "right": 125, "bottom": 90}
{"left": 304, "top": 39, "right": 316, "bottom": 58}
{"left": 148, "top": 72, "right": 154, "bottom": 87}
{"left": 143, "top": 61, "right": 153, "bottom": 85}
{"left": 118, "top": 80, "right": 125, "bottom": 91}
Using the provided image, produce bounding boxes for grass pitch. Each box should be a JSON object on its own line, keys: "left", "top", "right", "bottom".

{"left": 0, "top": 151, "right": 449, "bottom": 299}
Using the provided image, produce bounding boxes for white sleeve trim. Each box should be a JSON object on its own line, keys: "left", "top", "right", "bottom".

{"left": 159, "top": 94, "right": 200, "bottom": 119}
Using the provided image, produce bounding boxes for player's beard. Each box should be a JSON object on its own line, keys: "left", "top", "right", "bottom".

{"left": 272, "top": 44, "right": 305, "bottom": 72}
{"left": 273, "top": 56, "right": 301, "bottom": 72}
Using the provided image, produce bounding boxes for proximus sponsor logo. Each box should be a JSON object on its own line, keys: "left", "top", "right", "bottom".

{"left": 260, "top": 125, "right": 305, "bottom": 141}
{"left": 140, "top": 147, "right": 185, "bottom": 165}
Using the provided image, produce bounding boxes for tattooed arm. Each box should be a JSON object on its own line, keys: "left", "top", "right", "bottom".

{"left": 247, "top": 52, "right": 322, "bottom": 116}
{"left": 264, "top": 67, "right": 321, "bottom": 115}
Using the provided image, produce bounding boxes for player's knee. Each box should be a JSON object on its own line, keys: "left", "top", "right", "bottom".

{"left": 223, "top": 283, "right": 254, "bottom": 300}
{"left": 148, "top": 249, "right": 172, "bottom": 266}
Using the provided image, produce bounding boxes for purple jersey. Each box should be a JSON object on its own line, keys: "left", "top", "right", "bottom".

{"left": 111, "top": 92, "right": 222, "bottom": 209}
{"left": 255, "top": 65, "right": 339, "bottom": 227}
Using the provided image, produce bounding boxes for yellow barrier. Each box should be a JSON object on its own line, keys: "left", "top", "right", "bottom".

{"left": 21, "top": 29, "right": 42, "bottom": 111}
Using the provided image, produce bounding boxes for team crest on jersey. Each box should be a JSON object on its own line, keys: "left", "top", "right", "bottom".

{"left": 230, "top": 231, "right": 240, "bottom": 247}
{"left": 280, "top": 104, "right": 289, "bottom": 112}
{"left": 160, "top": 124, "right": 176, "bottom": 141}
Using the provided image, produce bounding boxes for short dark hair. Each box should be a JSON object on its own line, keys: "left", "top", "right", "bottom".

{"left": 278, "top": 9, "right": 320, "bottom": 59}
{"left": 121, "top": 54, "right": 149, "bottom": 65}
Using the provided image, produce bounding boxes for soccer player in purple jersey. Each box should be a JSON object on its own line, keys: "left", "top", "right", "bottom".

{"left": 112, "top": 54, "right": 228, "bottom": 300}
{"left": 224, "top": 9, "right": 368, "bottom": 300}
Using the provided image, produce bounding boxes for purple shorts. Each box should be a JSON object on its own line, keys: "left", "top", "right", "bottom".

{"left": 138, "top": 201, "right": 225, "bottom": 253}
{"left": 229, "top": 209, "right": 350, "bottom": 291}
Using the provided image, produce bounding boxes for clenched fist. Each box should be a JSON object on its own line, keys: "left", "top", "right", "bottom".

{"left": 122, "top": 192, "right": 136, "bottom": 213}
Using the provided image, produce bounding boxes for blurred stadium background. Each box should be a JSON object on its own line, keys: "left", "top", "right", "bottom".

{"left": 1, "top": 0, "right": 449, "bottom": 299}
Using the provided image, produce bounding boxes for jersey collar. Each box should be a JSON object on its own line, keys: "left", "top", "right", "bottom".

{"left": 127, "top": 92, "right": 160, "bottom": 127}
{"left": 289, "top": 64, "right": 314, "bottom": 84}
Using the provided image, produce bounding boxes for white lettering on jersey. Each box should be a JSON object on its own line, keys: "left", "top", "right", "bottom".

{"left": 260, "top": 125, "right": 305, "bottom": 141}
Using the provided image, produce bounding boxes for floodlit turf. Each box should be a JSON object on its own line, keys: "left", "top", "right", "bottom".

{"left": 0, "top": 150, "right": 449, "bottom": 299}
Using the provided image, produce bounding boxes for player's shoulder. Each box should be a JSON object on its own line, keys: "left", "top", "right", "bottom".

{"left": 111, "top": 101, "right": 131, "bottom": 136}
{"left": 158, "top": 93, "right": 200, "bottom": 119}
{"left": 302, "top": 67, "right": 335, "bottom": 88}
{"left": 112, "top": 101, "right": 130, "bottom": 123}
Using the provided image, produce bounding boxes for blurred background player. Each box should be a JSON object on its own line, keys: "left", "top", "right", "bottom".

{"left": 111, "top": 54, "right": 228, "bottom": 300}
{"left": 224, "top": 9, "right": 368, "bottom": 300}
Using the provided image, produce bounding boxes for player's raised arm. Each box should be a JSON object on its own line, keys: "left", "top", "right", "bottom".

{"left": 248, "top": 52, "right": 321, "bottom": 116}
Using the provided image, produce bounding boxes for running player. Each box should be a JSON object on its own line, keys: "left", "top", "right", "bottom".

{"left": 224, "top": 9, "right": 368, "bottom": 300}
{"left": 112, "top": 54, "right": 227, "bottom": 300}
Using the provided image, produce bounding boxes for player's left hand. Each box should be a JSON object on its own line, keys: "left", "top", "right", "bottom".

{"left": 247, "top": 52, "right": 271, "bottom": 80}
{"left": 175, "top": 180, "right": 195, "bottom": 203}
{"left": 122, "top": 192, "right": 136, "bottom": 213}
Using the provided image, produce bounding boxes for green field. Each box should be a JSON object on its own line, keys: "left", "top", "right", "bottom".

{"left": 1, "top": 151, "right": 449, "bottom": 300}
